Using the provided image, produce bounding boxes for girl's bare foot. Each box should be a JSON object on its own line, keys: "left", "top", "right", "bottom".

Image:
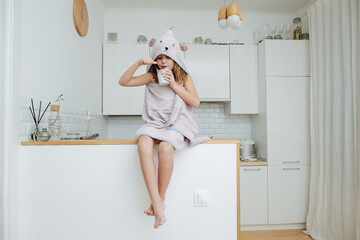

{"left": 144, "top": 204, "right": 154, "bottom": 216}
{"left": 153, "top": 201, "right": 166, "bottom": 229}
{"left": 144, "top": 202, "right": 166, "bottom": 216}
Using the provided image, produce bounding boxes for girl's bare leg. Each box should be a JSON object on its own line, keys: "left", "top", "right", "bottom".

{"left": 144, "top": 141, "right": 175, "bottom": 216}
{"left": 157, "top": 141, "right": 175, "bottom": 201}
{"left": 137, "top": 136, "right": 166, "bottom": 229}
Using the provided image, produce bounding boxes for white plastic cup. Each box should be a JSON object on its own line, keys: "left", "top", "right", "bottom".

{"left": 157, "top": 68, "right": 169, "bottom": 86}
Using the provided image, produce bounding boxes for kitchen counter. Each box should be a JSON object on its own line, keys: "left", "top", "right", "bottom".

{"left": 21, "top": 139, "right": 267, "bottom": 166}
{"left": 21, "top": 138, "right": 239, "bottom": 146}
{"left": 19, "top": 138, "right": 240, "bottom": 240}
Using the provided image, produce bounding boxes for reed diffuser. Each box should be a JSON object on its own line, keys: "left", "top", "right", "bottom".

{"left": 29, "top": 98, "right": 51, "bottom": 141}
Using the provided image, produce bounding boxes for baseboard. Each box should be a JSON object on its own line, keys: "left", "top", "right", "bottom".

{"left": 241, "top": 223, "right": 306, "bottom": 231}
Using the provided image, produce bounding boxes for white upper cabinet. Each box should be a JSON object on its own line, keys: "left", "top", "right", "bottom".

{"left": 103, "top": 44, "right": 258, "bottom": 115}
{"left": 185, "top": 45, "right": 230, "bottom": 101}
{"left": 103, "top": 44, "right": 148, "bottom": 115}
{"left": 225, "top": 45, "right": 259, "bottom": 114}
{"left": 264, "top": 40, "right": 310, "bottom": 77}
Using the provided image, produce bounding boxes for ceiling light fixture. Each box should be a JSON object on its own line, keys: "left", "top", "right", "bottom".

{"left": 218, "top": 0, "right": 243, "bottom": 30}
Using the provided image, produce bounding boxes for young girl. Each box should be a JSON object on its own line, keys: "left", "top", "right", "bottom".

{"left": 119, "top": 29, "right": 209, "bottom": 229}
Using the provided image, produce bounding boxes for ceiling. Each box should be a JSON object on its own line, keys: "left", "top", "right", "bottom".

{"left": 102, "top": 0, "right": 313, "bottom": 13}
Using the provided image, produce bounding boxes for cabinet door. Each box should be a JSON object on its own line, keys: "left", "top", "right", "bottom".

{"left": 240, "top": 166, "right": 267, "bottom": 225}
{"left": 266, "top": 77, "right": 310, "bottom": 165}
{"left": 264, "top": 40, "right": 310, "bottom": 77}
{"left": 268, "top": 165, "right": 310, "bottom": 224}
{"left": 185, "top": 45, "right": 230, "bottom": 101}
{"left": 226, "top": 45, "right": 258, "bottom": 114}
{"left": 103, "top": 44, "right": 148, "bottom": 115}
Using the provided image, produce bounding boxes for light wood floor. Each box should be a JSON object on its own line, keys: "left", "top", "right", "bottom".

{"left": 240, "top": 229, "right": 313, "bottom": 240}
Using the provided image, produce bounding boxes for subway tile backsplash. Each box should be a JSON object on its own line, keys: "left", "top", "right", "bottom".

{"left": 20, "top": 100, "right": 251, "bottom": 141}
{"left": 107, "top": 103, "right": 252, "bottom": 140}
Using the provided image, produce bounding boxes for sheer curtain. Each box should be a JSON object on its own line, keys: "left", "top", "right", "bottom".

{"left": 305, "top": 0, "right": 359, "bottom": 239}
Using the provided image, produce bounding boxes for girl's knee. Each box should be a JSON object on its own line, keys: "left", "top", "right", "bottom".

{"left": 158, "top": 142, "right": 175, "bottom": 159}
{"left": 138, "top": 136, "right": 153, "bottom": 155}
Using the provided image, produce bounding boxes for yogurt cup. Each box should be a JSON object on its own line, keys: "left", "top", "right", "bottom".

{"left": 157, "top": 68, "right": 169, "bottom": 86}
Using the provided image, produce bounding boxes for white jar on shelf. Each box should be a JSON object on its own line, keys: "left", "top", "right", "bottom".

{"left": 48, "top": 105, "right": 61, "bottom": 141}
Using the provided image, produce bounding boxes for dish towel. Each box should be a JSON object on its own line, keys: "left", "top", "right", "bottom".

{"left": 135, "top": 83, "right": 211, "bottom": 150}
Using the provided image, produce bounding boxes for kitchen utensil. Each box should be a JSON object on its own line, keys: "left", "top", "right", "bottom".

{"left": 80, "top": 133, "right": 99, "bottom": 140}
{"left": 240, "top": 138, "right": 255, "bottom": 160}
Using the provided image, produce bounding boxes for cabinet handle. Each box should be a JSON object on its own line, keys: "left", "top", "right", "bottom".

{"left": 282, "top": 161, "right": 300, "bottom": 164}
{"left": 244, "top": 168, "right": 261, "bottom": 171}
{"left": 283, "top": 167, "right": 300, "bottom": 171}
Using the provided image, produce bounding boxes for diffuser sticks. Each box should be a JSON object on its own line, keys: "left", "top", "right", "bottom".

{"left": 29, "top": 98, "right": 51, "bottom": 140}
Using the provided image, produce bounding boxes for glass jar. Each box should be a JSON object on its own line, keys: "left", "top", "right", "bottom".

{"left": 30, "top": 125, "right": 40, "bottom": 141}
{"left": 48, "top": 105, "right": 61, "bottom": 141}
{"left": 293, "top": 17, "right": 302, "bottom": 40}
{"left": 38, "top": 128, "right": 51, "bottom": 142}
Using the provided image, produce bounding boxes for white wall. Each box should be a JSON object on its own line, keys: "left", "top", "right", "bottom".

{"left": 0, "top": 0, "right": 5, "bottom": 238}
{"left": 104, "top": 8, "right": 296, "bottom": 44}
{"left": 18, "top": 0, "right": 105, "bottom": 114}
{"left": 10, "top": 0, "right": 105, "bottom": 239}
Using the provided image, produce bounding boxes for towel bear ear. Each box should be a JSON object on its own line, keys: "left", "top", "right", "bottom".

{"left": 180, "top": 44, "right": 188, "bottom": 51}
{"left": 148, "top": 38, "right": 156, "bottom": 47}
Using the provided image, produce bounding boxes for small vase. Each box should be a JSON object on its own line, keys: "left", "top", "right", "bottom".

{"left": 38, "top": 128, "right": 51, "bottom": 142}
{"left": 30, "top": 125, "right": 40, "bottom": 141}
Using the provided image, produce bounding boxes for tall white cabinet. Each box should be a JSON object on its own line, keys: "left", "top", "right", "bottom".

{"left": 252, "top": 40, "right": 311, "bottom": 225}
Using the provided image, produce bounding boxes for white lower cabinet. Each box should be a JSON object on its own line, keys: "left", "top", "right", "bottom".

{"left": 268, "top": 164, "right": 310, "bottom": 224}
{"left": 240, "top": 166, "right": 268, "bottom": 225}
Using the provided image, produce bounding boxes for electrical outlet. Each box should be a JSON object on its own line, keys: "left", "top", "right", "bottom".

{"left": 194, "top": 189, "right": 211, "bottom": 207}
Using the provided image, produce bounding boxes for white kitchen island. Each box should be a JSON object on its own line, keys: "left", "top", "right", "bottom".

{"left": 20, "top": 139, "right": 240, "bottom": 240}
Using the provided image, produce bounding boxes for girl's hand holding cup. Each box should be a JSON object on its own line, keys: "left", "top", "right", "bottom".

{"left": 163, "top": 69, "right": 176, "bottom": 86}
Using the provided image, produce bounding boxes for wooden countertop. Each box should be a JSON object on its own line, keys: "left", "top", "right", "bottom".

{"left": 21, "top": 138, "right": 240, "bottom": 146}
{"left": 240, "top": 160, "right": 268, "bottom": 166}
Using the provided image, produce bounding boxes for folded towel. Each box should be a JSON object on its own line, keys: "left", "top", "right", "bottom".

{"left": 135, "top": 83, "right": 210, "bottom": 150}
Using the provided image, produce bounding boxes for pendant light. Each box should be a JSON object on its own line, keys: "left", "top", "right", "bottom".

{"left": 218, "top": 0, "right": 229, "bottom": 29}
{"left": 218, "top": 0, "right": 243, "bottom": 30}
{"left": 230, "top": 9, "right": 242, "bottom": 29}
{"left": 218, "top": 6, "right": 228, "bottom": 29}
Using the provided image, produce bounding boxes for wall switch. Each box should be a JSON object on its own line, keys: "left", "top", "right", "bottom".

{"left": 194, "top": 189, "right": 211, "bottom": 207}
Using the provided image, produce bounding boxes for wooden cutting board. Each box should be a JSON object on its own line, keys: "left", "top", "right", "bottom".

{"left": 73, "top": 0, "right": 89, "bottom": 37}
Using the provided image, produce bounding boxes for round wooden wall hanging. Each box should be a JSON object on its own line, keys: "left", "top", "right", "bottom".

{"left": 73, "top": 0, "right": 89, "bottom": 37}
